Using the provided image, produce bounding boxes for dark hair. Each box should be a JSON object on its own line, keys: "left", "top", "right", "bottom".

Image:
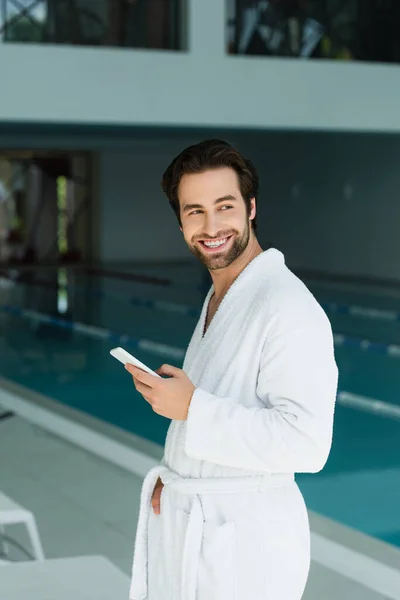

{"left": 161, "top": 139, "right": 259, "bottom": 232}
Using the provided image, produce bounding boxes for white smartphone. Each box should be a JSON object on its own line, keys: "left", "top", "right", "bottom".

{"left": 110, "top": 347, "right": 160, "bottom": 377}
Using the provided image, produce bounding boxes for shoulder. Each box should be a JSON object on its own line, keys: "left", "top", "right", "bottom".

{"left": 256, "top": 263, "right": 332, "bottom": 335}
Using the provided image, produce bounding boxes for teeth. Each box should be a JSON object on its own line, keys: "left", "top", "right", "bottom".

{"left": 204, "top": 238, "right": 227, "bottom": 248}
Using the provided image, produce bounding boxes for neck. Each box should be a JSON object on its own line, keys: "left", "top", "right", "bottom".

{"left": 209, "top": 235, "right": 264, "bottom": 300}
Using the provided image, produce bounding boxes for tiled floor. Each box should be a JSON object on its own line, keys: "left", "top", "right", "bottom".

{"left": 0, "top": 556, "right": 130, "bottom": 599}
{"left": 1, "top": 405, "right": 400, "bottom": 600}
{"left": 0, "top": 416, "right": 139, "bottom": 574}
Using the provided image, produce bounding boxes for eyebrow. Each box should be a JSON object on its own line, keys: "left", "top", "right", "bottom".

{"left": 182, "top": 195, "right": 237, "bottom": 213}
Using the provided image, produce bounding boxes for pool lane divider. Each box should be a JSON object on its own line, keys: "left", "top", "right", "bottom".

{"left": 1, "top": 304, "right": 400, "bottom": 422}
{"left": 0, "top": 272, "right": 202, "bottom": 317}
{"left": 2, "top": 271, "right": 400, "bottom": 323}
{"left": 0, "top": 305, "right": 185, "bottom": 360}
{"left": 321, "top": 302, "right": 400, "bottom": 323}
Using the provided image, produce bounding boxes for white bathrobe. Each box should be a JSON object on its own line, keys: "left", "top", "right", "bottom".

{"left": 130, "top": 248, "right": 338, "bottom": 600}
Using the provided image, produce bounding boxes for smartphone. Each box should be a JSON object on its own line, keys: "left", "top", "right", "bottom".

{"left": 109, "top": 347, "right": 160, "bottom": 377}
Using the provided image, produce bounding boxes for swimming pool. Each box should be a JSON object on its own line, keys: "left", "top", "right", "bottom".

{"left": 1, "top": 264, "right": 399, "bottom": 548}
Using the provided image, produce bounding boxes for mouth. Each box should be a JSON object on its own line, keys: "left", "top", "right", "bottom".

{"left": 198, "top": 235, "right": 233, "bottom": 253}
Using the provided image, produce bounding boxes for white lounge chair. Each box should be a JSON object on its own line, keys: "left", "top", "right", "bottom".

{"left": 0, "top": 490, "right": 45, "bottom": 561}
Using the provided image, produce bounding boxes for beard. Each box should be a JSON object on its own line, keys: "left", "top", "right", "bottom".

{"left": 188, "top": 220, "right": 251, "bottom": 270}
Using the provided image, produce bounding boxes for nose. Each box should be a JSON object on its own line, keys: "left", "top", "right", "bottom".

{"left": 203, "top": 212, "right": 223, "bottom": 238}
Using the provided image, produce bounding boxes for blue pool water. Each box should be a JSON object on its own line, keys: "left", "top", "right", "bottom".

{"left": 0, "top": 264, "right": 399, "bottom": 548}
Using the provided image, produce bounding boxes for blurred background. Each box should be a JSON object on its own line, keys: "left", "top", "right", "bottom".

{"left": 1, "top": 1, "right": 400, "bottom": 599}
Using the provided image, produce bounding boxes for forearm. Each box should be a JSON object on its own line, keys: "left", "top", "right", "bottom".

{"left": 185, "top": 387, "right": 335, "bottom": 473}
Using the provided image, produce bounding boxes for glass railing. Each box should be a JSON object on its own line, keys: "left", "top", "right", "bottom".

{"left": 0, "top": 0, "right": 184, "bottom": 50}
{"left": 228, "top": 0, "right": 400, "bottom": 64}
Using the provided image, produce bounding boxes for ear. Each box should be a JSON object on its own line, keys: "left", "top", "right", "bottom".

{"left": 249, "top": 198, "right": 256, "bottom": 221}
{"left": 179, "top": 226, "right": 183, "bottom": 232}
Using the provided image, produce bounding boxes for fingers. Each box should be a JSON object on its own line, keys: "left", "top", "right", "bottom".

{"left": 125, "top": 364, "right": 156, "bottom": 386}
{"left": 133, "top": 380, "right": 153, "bottom": 399}
{"left": 131, "top": 381, "right": 162, "bottom": 413}
{"left": 129, "top": 374, "right": 155, "bottom": 404}
{"left": 157, "top": 364, "right": 179, "bottom": 377}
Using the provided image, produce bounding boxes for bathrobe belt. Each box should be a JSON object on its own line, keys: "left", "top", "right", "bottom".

{"left": 130, "top": 465, "right": 294, "bottom": 600}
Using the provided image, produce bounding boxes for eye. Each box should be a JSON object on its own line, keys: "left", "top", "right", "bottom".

{"left": 188, "top": 205, "right": 233, "bottom": 216}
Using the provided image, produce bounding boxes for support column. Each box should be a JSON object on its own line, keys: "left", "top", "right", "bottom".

{"left": 187, "top": 0, "right": 226, "bottom": 57}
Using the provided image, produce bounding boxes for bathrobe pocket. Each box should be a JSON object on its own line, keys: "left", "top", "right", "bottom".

{"left": 198, "top": 521, "right": 236, "bottom": 600}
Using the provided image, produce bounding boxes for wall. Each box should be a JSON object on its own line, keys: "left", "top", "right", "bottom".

{"left": 98, "top": 130, "right": 400, "bottom": 282}
{"left": 99, "top": 139, "right": 192, "bottom": 263}
{"left": 1, "top": 0, "right": 400, "bottom": 134}
{"left": 247, "top": 132, "right": 400, "bottom": 282}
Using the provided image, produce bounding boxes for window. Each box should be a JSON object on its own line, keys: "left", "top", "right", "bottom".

{"left": 0, "top": 0, "right": 185, "bottom": 50}
{"left": 229, "top": 1, "right": 400, "bottom": 64}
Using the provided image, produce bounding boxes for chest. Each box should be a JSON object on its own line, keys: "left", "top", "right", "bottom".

{"left": 203, "top": 296, "right": 219, "bottom": 336}
{"left": 185, "top": 295, "right": 268, "bottom": 400}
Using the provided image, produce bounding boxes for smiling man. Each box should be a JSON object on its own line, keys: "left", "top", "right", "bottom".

{"left": 127, "top": 139, "right": 338, "bottom": 600}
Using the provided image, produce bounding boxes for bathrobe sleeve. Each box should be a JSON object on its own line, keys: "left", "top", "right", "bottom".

{"left": 184, "top": 293, "right": 338, "bottom": 473}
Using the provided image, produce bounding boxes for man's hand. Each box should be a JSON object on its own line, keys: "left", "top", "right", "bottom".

{"left": 125, "top": 363, "right": 195, "bottom": 420}
{"left": 151, "top": 477, "right": 164, "bottom": 515}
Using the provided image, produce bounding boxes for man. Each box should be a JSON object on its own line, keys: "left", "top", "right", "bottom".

{"left": 126, "top": 139, "right": 338, "bottom": 600}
